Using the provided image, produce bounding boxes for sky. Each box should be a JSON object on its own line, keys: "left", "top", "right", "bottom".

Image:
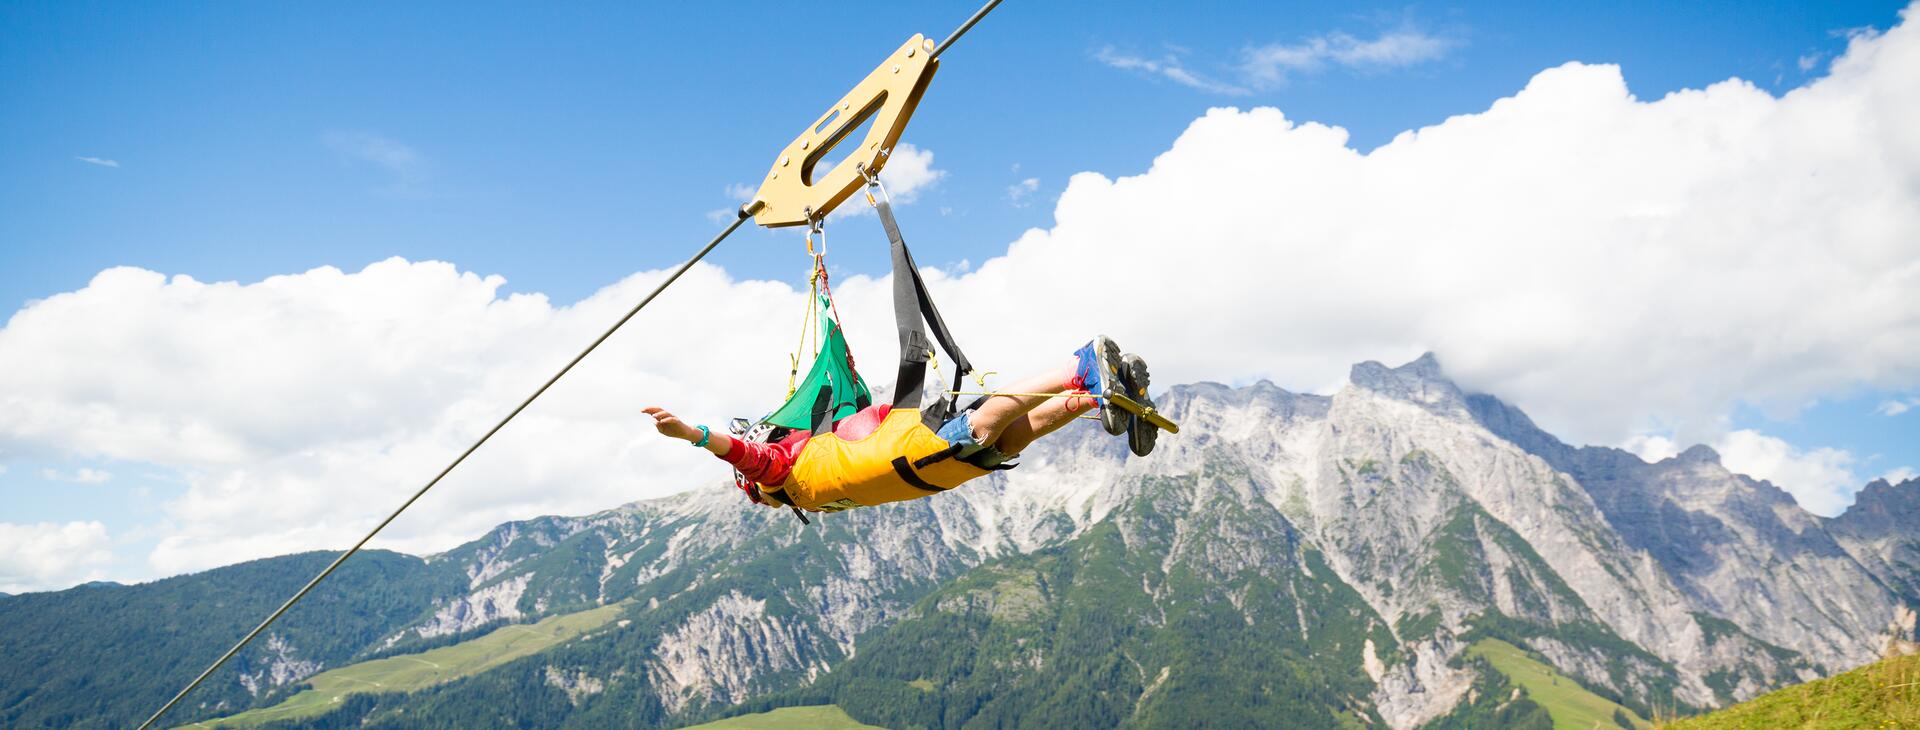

{"left": 2, "top": 1, "right": 1917, "bottom": 593}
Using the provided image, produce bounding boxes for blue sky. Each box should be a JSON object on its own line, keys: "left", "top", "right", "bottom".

{"left": 4, "top": 1, "right": 1908, "bottom": 305}
{"left": 2, "top": 1, "right": 1916, "bottom": 591}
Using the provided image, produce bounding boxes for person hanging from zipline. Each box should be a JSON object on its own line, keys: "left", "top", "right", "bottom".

{"left": 643, "top": 336, "right": 1160, "bottom": 518}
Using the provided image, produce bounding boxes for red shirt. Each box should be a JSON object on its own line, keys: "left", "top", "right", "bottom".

{"left": 720, "top": 403, "right": 893, "bottom": 487}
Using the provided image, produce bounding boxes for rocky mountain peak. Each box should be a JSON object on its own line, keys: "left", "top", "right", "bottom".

{"left": 1674, "top": 444, "right": 1723, "bottom": 465}
{"left": 1347, "top": 353, "right": 1469, "bottom": 415}
{"left": 1834, "top": 477, "right": 1920, "bottom": 531}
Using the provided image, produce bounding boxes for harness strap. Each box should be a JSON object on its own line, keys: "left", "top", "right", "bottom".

{"left": 913, "top": 443, "right": 965, "bottom": 469}
{"left": 753, "top": 485, "right": 811, "bottom": 524}
{"left": 874, "top": 182, "right": 971, "bottom": 416}
{"left": 810, "top": 384, "right": 837, "bottom": 436}
{"left": 890, "top": 456, "right": 951, "bottom": 493}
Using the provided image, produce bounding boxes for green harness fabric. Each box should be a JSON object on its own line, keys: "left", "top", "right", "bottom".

{"left": 762, "top": 295, "right": 873, "bottom": 430}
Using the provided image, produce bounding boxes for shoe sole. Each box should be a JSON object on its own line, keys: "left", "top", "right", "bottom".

{"left": 1123, "top": 353, "right": 1157, "bottom": 456}
{"left": 1095, "top": 336, "right": 1128, "bottom": 435}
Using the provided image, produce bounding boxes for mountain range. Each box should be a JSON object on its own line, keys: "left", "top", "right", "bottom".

{"left": 1, "top": 354, "right": 1914, "bottom": 729}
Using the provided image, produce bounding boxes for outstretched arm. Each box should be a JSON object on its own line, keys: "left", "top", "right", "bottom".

{"left": 642, "top": 406, "right": 731, "bottom": 456}
{"left": 642, "top": 406, "right": 796, "bottom": 486}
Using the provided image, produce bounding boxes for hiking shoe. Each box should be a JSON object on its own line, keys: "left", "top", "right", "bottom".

{"left": 1122, "top": 353, "right": 1158, "bottom": 456}
{"left": 1071, "top": 336, "right": 1130, "bottom": 435}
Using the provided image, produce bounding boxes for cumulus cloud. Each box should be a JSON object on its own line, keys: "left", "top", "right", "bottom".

{"left": 5, "top": 6, "right": 1920, "bottom": 580}
{"left": 0, "top": 522, "right": 113, "bottom": 593}
{"left": 1716, "top": 430, "right": 1862, "bottom": 515}
{"left": 831, "top": 143, "right": 945, "bottom": 218}
{"left": 0, "top": 259, "right": 838, "bottom": 576}
{"left": 873, "top": 143, "right": 944, "bottom": 202}
{"left": 1623, "top": 433, "right": 1680, "bottom": 462}
{"left": 75, "top": 156, "right": 120, "bottom": 168}
{"left": 1884, "top": 466, "right": 1918, "bottom": 484}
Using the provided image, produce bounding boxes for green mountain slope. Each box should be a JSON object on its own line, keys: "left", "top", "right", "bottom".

{"left": 677, "top": 705, "right": 880, "bottom": 729}
{"left": 0, "top": 550, "right": 465, "bottom": 730}
{"left": 730, "top": 469, "right": 1394, "bottom": 729}
{"left": 1466, "top": 639, "right": 1647, "bottom": 730}
{"left": 1662, "top": 651, "right": 1919, "bottom": 730}
{"left": 195, "top": 600, "right": 631, "bottom": 728}
{"left": 216, "top": 497, "right": 980, "bottom": 729}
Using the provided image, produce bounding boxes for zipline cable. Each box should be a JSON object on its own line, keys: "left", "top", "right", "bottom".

{"left": 137, "top": 202, "right": 761, "bottom": 730}
{"left": 141, "top": 0, "right": 1006, "bottom": 724}
{"left": 932, "top": 0, "right": 1002, "bottom": 60}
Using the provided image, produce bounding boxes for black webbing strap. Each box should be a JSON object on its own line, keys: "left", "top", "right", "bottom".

{"left": 874, "top": 185, "right": 971, "bottom": 414}
{"left": 809, "top": 384, "right": 837, "bottom": 436}
{"left": 890, "top": 456, "right": 950, "bottom": 493}
{"left": 757, "top": 487, "right": 811, "bottom": 525}
{"left": 913, "top": 443, "right": 965, "bottom": 469}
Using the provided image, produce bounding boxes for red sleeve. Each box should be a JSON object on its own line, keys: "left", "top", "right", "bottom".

{"left": 717, "top": 435, "right": 797, "bottom": 487}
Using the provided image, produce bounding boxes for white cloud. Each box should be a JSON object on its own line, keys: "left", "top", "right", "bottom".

{"left": 1716, "top": 430, "right": 1861, "bottom": 515}
{"left": 1798, "top": 52, "right": 1824, "bottom": 73}
{"left": 1622, "top": 433, "right": 1680, "bottom": 462}
{"left": 75, "top": 156, "right": 120, "bottom": 168}
{"left": 1884, "top": 466, "right": 1918, "bottom": 484}
{"left": 0, "top": 522, "right": 113, "bottom": 593}
{"left": 1242, "top": 27, "right": 1457, "bottom": 86}
{"left": 830, "top": 143, "right": 945, "bottom": 219}
{"left": 1874, "top": 398, "right": 1916, "bottom": 416}
{"left": 1100, "top": 24, "right": 1456, "bottom": 95}
{"left": 0, "top": 259, "right": 840, "bottom": 576}
{"left": 1021, "top": 8, "right": 1917, "bottom": 453}
{"left": 875, "top": 143, "right": 944, "bottom": 202}
{"left": 5, "top": 6, "right": 1920, "bottom": 581}
{"left": 1007, "top": 177, "right": 1040, "bottom": 207}
{"left": 324, "top": 132, "right": 427, "bottom": 192}
{"left": 1094, "top": 47, "right": 1251, "bottom": 96}
{"left": 40, "top": 467, "right": 112, "bottom": 484}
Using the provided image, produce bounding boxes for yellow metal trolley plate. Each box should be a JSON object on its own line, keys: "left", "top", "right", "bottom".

{"left": 751, "top": 35, "right": 940, "bottom": 228}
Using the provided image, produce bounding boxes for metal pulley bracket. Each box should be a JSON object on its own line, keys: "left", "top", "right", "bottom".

{"left": 751, "top": 34, "right": 940, "bottom": 228}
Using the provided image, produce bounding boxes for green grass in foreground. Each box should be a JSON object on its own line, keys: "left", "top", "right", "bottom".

{"left": 1469, "top": 638, "right": 1649, "bottom": 730}
{"left": 676, "top": 705, "right": 882, "bottom": 729}
{"left": 187, "top": 600, "right": 631, "bottom": 728}
{"left": 1663, "top": 651, "right": 1919, "bottom": 730}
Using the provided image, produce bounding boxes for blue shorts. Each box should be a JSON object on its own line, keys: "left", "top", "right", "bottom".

{"left": 936, "top": 410, "right": 1013, "bottom": 469}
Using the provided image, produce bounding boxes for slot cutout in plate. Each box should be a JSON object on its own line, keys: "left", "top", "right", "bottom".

{"left": 804, "top": 94, "right": 886, "bottom": 186}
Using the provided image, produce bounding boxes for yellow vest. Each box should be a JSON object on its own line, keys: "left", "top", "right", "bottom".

{"left": 781, "top": 408, "right": 990, "bottom": 511}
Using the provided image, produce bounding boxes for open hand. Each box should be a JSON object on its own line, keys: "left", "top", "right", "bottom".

{"left": 642, "top": 406, "right": 703, "bottom": 442}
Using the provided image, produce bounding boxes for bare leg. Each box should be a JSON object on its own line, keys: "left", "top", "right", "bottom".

{"left": 992, "top": 392, "right": 1098, "bottom": 456}
{"left": 966, "top": 360, "right": 1077, "bottom": 445}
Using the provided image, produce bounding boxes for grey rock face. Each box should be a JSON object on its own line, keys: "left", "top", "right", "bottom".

{"left": 1831, "top": 477, "right": 1920, "bottom": 607}
{"left": 1468, "top": 387, "right": 1906, "bottom": 673}
{"left": 354, "top": 354, "right": 1911, "bottom": 727}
